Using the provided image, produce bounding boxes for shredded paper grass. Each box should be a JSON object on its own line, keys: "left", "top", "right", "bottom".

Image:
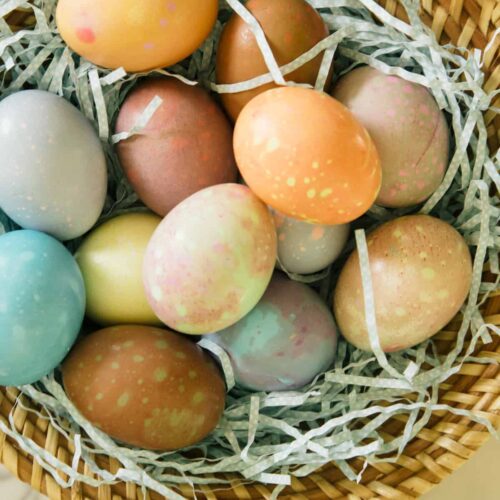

{"left": 0, "top": 0, "right": 499, "bottom": 497}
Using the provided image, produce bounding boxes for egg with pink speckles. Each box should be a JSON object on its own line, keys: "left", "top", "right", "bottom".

{"left": 271, "top": 209, "right": 350, "bottom": 274}
{"left": 332, "top": 66, "right": 449, "bottom": 208}
{"left": 334, "top": 215, "right": 472, "bottom": 352}
{"left": 143, "top": 184, "right": 277, "bottom": 335}
{"left": 208, "top": 274, "right": 337, "bottom": 391}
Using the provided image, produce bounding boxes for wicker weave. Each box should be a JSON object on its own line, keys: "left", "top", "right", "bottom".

{"left": 1, "top": 1, "right": 499, "bottom": 499}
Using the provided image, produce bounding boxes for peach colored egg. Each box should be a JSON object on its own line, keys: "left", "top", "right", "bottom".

{"left": 216, "top": 0, "right": 330, "bottom": 121}
{"left": 234, "top": 87, "right": 382, "bottom": 225}
{"left": 115, "top": 78, "right": 237, "bottom": 216}
{"left": 143, "top": 184, "right": 277, "bottom": 335}
{"left": 62, "top": 325, "right": 226, "bottom": 451}
{"left": 56, "top": 0, "right": 218, "bottom": 72}
{"left": 332, "top": 66, "right": 449, "bottom": 208}
{"left": 333, "top": 215, "right": 472, "bottom": 352}
{"left": 271, "top": 209, "right": 349, "bottom": 274}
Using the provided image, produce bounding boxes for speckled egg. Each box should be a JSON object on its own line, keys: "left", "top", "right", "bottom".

{"left": 56, "top": 0, "right": 218, "bottom": 72}
{"left": 0, "top": 230, "right": 85, "bottom": 386}
{"left": 332, "top": 66, "right": 449, "bottom": 208}
{"left": 115, "top": 78, "right": 237, "bottom": 216}
{"left": 216, "top": 0, "right": 330, "bottom": 121}
{"left": 272, "top": 209, "right": 350, "bottom": 274}
{"left": 234, "top": 87, "right": 382, "bottom": 225}
{"left": 334, "top": 215, "right": 472, "bottom": 352}
{"left": 62, "top": 325, "right": 225, "bottom": 450}
{"left": 76, "top": 213, "right": 162, "bottom": 326}
{"left": 209, "top": 274, "right": 337, "bottom": 391}
{"left": 143, "top": 184, "right": 277, "bottom": 335}
{"left": 0, "top": 90, "right": 107, "bottom": 241}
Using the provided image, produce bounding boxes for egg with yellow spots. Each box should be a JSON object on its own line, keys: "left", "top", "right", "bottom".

{"left": 271, "top": 209, "right": 350, "bottom": 274}
{"left": 62, "top": 325, "right": 226, "bottom": 451}
{"left": 75, "top": 213, "right": 162, "bottom": 326}
{"left": 56, "top": 0, "right": 218, "bottom": 72}
{"left": 143, "top": 184, "right": 277, "bottom": 334}
{"left": 333, "top": 215, "right": 472, "bottom": 352}
{"left": 234, "top": 87, "right": 382, "bottom": 225}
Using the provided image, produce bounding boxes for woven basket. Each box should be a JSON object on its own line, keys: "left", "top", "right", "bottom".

{"left": 2, "top": 1, "right": 500, "bottom": 499}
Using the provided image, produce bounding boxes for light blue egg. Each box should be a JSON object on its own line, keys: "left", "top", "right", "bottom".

{"left": 0, "top": 230, "right": 85, "bottom": 386}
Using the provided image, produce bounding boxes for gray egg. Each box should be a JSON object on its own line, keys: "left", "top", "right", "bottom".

{"left": 0, "top": 90, "right": 107, "bottom": 240}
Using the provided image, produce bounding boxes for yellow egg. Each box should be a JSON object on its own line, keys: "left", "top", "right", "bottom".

{"left": 76, "top": 212, "right": 162, "bottom": 325}
{"left": 56, "top": 0, "right": 219, "bottom": 72}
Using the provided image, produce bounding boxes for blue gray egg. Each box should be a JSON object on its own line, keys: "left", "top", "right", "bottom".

{"left": 0, "top": 90, "right": 107, "bottom": 241}
{"left": 0, "top": 230, "right": 85, "bottom": 386}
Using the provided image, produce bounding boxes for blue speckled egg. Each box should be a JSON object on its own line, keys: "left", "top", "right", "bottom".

{"left": 0, "top": 230, "right": 85, "bottom": 386}
{"left": 208, "top": 274, "right": 337, "bottom": 391}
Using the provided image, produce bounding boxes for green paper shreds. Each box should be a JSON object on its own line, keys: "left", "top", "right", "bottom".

{"left": 0, "top": 0, "right": 499, "bottom": 496}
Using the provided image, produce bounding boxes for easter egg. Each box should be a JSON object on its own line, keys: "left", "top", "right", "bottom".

{"left": 234, "top": 87, "right": 382, "bottom": 225}
{"left": 143, "top": 184, "right": 277, "bottom": 334}
{"left": 0, "top": 230, "right": 85, "bottom": 386}
{"left": 0, "top": 90, "right": 107, "bottom": 241}
{"left": 209, "top": 274, "right": 337, "bottom": 391}
{"left": 272, "top": 209, "right": 349, "bottom": 274}
{"left": 332, "top": 66, "right": 449, "bottom": 208}
{"left": 62, "top": 325, "right": 225, "bottom": 450}
{"left": 56, "top": 0, "right": 218, "bottom": 72}
{"left": 333, "top": 215, "right": 472, "bottom": 352}
{"left": 216, "top": 0, "right": 330, "bottom": 121}
{"left": 115, "top": 78, "right": 237, "bottom": 216}
{"left": 76, "top": 213, "right": 162, "bottom": 326}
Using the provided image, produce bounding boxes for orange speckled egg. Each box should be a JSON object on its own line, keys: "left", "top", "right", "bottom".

{"left": 334, "top": 215, "right": 472, "bottom": 352}
{"left": 234, "top": 87, "right": 382, "bottom": 225}
{"left": 62, "top": 325, "right": 226, "bottom": 451}
{"left": 56, "top": 0, "right": 218, "bottom": 72}
{"left": 216, "top": 0, "right": 330, "bottom": 121}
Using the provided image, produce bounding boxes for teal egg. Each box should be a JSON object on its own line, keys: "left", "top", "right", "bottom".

{"left": 0, "top": 230, "right": 85, "bottom": 386}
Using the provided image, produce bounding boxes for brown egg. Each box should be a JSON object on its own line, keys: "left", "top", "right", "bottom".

{"left": 333, "top": 215, "right": 472, "bottom": 352}
{"left": 62, "top": 325, "right": 226, "bottom": 450}
{"left": 115, "top": 78, "right": 237, "bottom": 216}
{"left": 216, "top": 0, "right": 330, "bottom": 121}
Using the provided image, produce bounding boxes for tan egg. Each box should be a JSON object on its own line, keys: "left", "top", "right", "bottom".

{"left": 271, "top": 209, "right": 349, "bottom": 274}
{"left": 62, "top": 325, "right": 226, "bottom": 451}
{"left": 333, "top": 215, "right": 472, "bottom": 352}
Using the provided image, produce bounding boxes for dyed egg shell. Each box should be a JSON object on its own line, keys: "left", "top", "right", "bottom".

{"left": 332, "top": 66, "right": 449, "bottom": 208}
{"left": 76, "top": 213, "right": 162, "bottom": 326}
{"left": 234, "top": 87, "right": 382, "bottom": 225}
{"left": 216, "top": 0, "right": 330, "bottom": 121}
{"left": 143, "top": 184, "right": 277, "bottom": 334}
{"left": 334, "top": 215, "right": 472, "bottom": 352}
{"left": 209, "top": 274, "right": 337, "bottom": 391}
{"left": 115, "top": 78, "right": 237, "bottom": 216}
{"left": 0, "top": 230, "right": 85, "bottom": 386}
{"left": 62, "top": 326, "right": 225, "bottom": 450}
{"left": 272, "top": 209, "right": 349, "bottom": 274}
{"left": 0, "top": 90, "right": 107, "bottom": 241}
{"left": 56, "top": 0, "right": 218, "bottom": 72}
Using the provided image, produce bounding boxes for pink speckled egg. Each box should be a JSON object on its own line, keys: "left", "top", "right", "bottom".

{"left": 333, "top": 215, "right": 472, "bottom": 352}
{"left": 143, "top": 184, "right": 277, "bottom": 334}
{"left": 332, "top": 66, "right": 449, "bottom": 208}
{"left": 271, "top": 209, "right": 350, "bottom": 274}
{"left": 115, "top": 78, "right": 237, "bottom": 216}
{"left": 208, "top": 274, "right": 337, "bottom": 391}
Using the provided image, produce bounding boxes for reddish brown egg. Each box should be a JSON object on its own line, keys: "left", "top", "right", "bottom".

{"left": 62, "top": 325, "right": 226, "bottom": 451}
{"left": 334, "top": 215, "right": 472, "bottom": 352}
{"left": 216, "top": 0, "right": 330, "bottom": 121}
{"left": 115, "top": 78, "right": 237, "bottom": 216}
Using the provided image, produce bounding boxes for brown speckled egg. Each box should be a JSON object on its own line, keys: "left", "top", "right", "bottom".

{"left": 333, "top": 215, "right": 472, "bottom": 352}
{"left": 216, "top": 0, "right": 330, "bottom": 121}
{"left": 115, "top": 78, "right": 237, "bottom": 216}
{"left": 332, "top": 66, "right": 449, "bottom": 208}
{"left": 62, "top": 325, "right": 226, "bottom": 451}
